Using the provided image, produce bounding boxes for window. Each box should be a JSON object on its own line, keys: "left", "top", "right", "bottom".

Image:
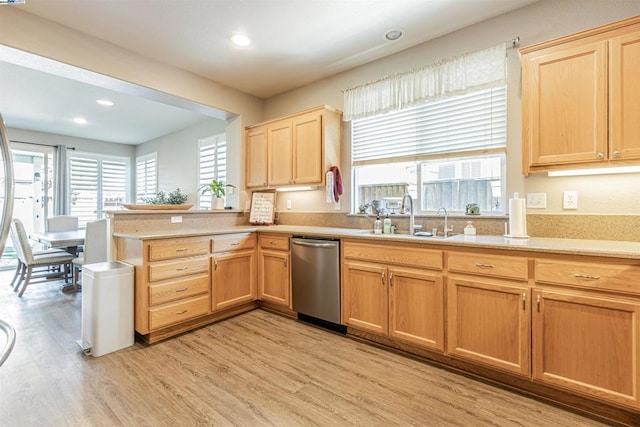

{"left": 70, "top": 153, "right": 130, "bottom": 227}
{"left": 198, "top": 134, "right": 227, "bottom": 209}
{"left": 136, "top": 153, "right": 157, "bottom": 203}
{"left": 352, "top": 86, "right": 506, "bottom": 214}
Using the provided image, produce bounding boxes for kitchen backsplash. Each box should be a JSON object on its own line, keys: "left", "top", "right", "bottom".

{"left": 108, "top": 210, "right": 640, "bottom": 242}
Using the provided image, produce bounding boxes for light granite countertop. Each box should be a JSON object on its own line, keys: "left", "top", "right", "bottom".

{"left": 113, "top": 225, "right": 640, "bottom": 260}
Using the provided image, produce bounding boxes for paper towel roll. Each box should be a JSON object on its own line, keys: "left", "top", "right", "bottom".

{"left": 508, "top": 192, "right": 528, "bottom": 238}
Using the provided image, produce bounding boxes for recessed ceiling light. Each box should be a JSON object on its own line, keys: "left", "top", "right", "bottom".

{"left": 73, "top": 117, "right": 87, "bottom": 125}
{"left": 385, "top": 29, "right": 403, "bottom": 41}
{"left": 96, "top": 99, "right": 114, "bottom": 106}
{"left": 231, "top": 34, "right": 251, "bottom": 47}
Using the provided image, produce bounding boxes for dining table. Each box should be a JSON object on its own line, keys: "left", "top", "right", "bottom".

{"left": 30, "top": 229, "right": 86, "bottom": 253}
{"left": 29, "top": 229, "right": 86, "bottom": 293}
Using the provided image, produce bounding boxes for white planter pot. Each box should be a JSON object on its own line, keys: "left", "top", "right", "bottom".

{"left": 212, "top": 197, "right": 225, "bottom": 210}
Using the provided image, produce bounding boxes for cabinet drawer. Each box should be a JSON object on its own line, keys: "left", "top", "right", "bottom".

{"left": 149, "top": 273, "right": 210, "bottom": 306}
{"left": 212, "top": 233, "right": 256, "bottom": 253}
{"left": 149, "top": 257, "right": 210, "bottom": 282}
{"left": 148, "top": 239, "right": 210, "bottom": 262}
{"left": 149, "top": 295, "right": 210, "bottom": 330}
{"left": 343, "top": 241, "right": 443, "bottom": 271}
{"left": 448, "top": 252, "right": 528, "bottom": 281}
{"left": 259, "top": 234, "right": 289, "bottom": 251}
{"left": 535, "top": 259, "right": 640, "bottom": 295}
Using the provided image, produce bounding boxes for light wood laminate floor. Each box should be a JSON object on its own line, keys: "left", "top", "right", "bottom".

{"left": 0, "top": 272, "right": 610, "bottom": 426}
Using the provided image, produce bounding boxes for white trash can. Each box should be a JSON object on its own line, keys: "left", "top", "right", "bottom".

{"left": 77, "top": 261, "right": 134, "bottom": 357}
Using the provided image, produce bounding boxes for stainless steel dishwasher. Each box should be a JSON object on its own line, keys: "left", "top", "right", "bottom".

{"left": 291, "top": 236, "right": 342, "bottom": 329}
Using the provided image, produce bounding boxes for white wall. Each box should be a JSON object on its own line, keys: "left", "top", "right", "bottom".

{"left": 263, "top": 0, "right": 640, "bottom": 214}
{"left": 7, "top": 127, "right": 136, "bottom": 158}
{"left": 136, "top": 118, "right": 241, "bottom": 208}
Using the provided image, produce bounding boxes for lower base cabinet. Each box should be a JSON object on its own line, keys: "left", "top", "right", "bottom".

{"left": 447, "top": 276, "right": 531, "bottom": 377}
{"left": 212, "top": 249, "right": 256, "bottom": 312}
{"left": 258, "top": 234, "right": 291, "bottom": 308}
{"left": 533, "top": 287, "right": 640, "bottom": 409}
{"left": 342, "top": 241, "right": 444, "bottom": 352}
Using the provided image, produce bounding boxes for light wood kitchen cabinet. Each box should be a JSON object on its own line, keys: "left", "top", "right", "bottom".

{"left": 533, "top": 256, "right": 640, "bottom": 409}
{"left": 246, "top": 126, "right": 268, "bottom": 187}
{"left": 258, "top": 234, "right": 291, "bottom": 307}
{"left": 245, "top": 105, "right": 341, "bottom": 189}
{"left": 532, "top": 287, "right": 640, "bottom": 409}
{"left": 446, "top": 251, "right": 530, "bottom": 376}
{"left": 115, "top": 235, "right": 212, "bottom": 337}
{"left": 521, "top": 16, "right": 640, "bottom": 174}
{"left": 267, "top": 121, "right": 293, "bottom": 186}
{"left": 212, "top": 233, "right": 257, "bottom": 311}
{"left": 342, "top": 240, "right": 444, "bottom": 352}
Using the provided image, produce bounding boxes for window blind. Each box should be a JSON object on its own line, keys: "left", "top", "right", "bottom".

{"left": 198, "top": 135, "right": 227, "bottom": 208}
{"left": 352, "top": 86, "right": 506, "bottom": 165}
{"left": 69, "top": 157, "right": 98, "bottom": 226}
{"left": 136, "top": 154, "right": 157, "bottom": 202}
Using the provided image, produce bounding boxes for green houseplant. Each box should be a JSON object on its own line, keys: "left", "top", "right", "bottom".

{"left": 141, "top": 188, "right": 188, "bottom": 205}
{"left": 198, "top": 178, "right": 235, "bottom": 210}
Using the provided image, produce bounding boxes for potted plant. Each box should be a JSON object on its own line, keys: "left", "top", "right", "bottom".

{"left": 138, "top": 188, "right": 190, "bottom": 208}
{"left": 199, "top": 178, "right": 235, "bottom": 210}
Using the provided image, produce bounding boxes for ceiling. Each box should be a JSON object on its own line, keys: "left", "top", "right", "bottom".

{"left": 0, "top": 0, "right": 537, "bottom": 145}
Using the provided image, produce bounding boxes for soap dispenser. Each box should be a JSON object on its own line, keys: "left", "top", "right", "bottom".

{"left": 464, "top": 221, "right": 476, "bottom": 236}
{"left": 383, "top": 214, "right": 392, "bottom": 234}
{"left": 374, "top": 215, "right": 382, "bottom": 234}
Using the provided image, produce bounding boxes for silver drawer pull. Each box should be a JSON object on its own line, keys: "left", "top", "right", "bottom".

{"left": 475, "top": 263, "right": 494, "bottom": 269}
{"left": 270, "top": 241, "right": 278, "bottom": 245}
{"left": 175, "top": 248, "right": 189, "bottom": 252}
{"left": 176, "top": 309, "right": 188, "bottom": 315}
{"left": 573, "top": 273, "right": 600, "bottom": 280}
{"left": 230, "top": 242, "right": 240, "bottom": 246}
{"left": 176, "top": 266, "right": 189, "bottom": 271}
{"left": 175, "top": 287, "right": 188, "bottom": 292}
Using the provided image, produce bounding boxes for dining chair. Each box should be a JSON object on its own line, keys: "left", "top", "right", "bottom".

{"left": 72, "top": 219, "right": 108, "bottom": 289}
{"left": 46, "top": 215, "right": 79, "bottom": 232}
{"left": 9, "top": 219, "right": 76, "bottom": 297}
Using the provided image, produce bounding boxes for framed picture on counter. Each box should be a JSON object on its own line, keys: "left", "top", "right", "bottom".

{"left": 249, "top": 190, "right": 276, "bottom": 225}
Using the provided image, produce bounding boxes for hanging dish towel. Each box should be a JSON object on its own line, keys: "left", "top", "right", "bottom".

{"left": 330, "top": 166, "right": 343, "bottom": 202}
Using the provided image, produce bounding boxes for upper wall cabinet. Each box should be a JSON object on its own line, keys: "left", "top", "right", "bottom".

{"left": 521, "top": 16, "right": 640, "bottom": 175}
{"left": 245, "top": 105, "right": 342, "bottom": 188}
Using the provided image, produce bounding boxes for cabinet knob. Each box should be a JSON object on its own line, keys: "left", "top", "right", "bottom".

{"left": 612, "top": 150, "right": 621, "bottom": 157}
{"left": 596, "top": 152, "right": 605, "bottom": 159}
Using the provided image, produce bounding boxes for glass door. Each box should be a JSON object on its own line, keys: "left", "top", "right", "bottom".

{"left": 0, "top": 144, "right": 54, "bottom": 270}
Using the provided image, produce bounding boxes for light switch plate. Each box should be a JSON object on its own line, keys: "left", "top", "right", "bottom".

{"left": 563, "top": 191, "right": 578, "bottom": 209}
{"left": 286, "top": 199, "right": 292, "bottom": 210}
{"left": 171, "top": 215, "right": 182, "bottom": 223}
{"left": 526, "top": 193, "right": 547, "bottom": 209}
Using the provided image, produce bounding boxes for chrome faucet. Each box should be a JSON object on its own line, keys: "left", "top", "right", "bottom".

{"left": 437, "top": 207, "right": 454, "bottom": 237}
{"left": 401, "top": 193, "right": 415, "bottom": 235}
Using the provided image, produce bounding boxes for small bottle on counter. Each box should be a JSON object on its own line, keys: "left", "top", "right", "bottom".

{"left": 464, "top": 221, "right": 476, "bottom": 236}
{"left": 374, "top": 215, "right": 382, "bottom": 234}
{"left": 383, "top": 214, "right": 392, "bottom": 234}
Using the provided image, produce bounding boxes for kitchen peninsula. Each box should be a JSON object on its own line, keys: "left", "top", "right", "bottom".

{"left": 109, "top": 209, "right": 640, "bottom": 426}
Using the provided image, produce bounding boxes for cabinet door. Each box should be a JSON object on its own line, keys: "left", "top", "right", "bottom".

{"left": 447, "top": 276, "right": 531, "bottom": 376}
{"left": 268, "top": 121, "right": 293, "bottom": 186}
{"left": 258, "top": 249, "right": 290, "bottom": 307}
{"left": 246, "top": 127, "right": 268, "bottom": 187}
{"left": 610, "top": 28, "right": 640, "bottom": 161}
{"left": 292, "top": 111, "right": 323, "bottom": 185}
{"left": 343, "top": 260, "right": 388, "bottom": 335}
{"left": 533, "top": 288, "right": 640, "bottom": 409}
{"left": 212, "top": 250, "right": 256, "bottom": 311}
{"left": 523, "top": 41, "right": 608, "bottom": 170}
{"left": 389, "top": 266, "right": 444, "bottom": 352}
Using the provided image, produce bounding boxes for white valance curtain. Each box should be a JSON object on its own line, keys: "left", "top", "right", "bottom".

{"left": 343, "top": 43, "right": 507, "bottom": 121}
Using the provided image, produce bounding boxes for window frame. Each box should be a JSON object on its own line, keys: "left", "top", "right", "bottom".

{"left": 135, "top": 152, "right": 157, "bottom": 203}
{"left": 197, "top": 134, "right": 227, "bottom": 209}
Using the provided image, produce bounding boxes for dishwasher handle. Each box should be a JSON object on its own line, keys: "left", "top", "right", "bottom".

{"left": 292, "top": 240, "right": 337, "bottom": 249}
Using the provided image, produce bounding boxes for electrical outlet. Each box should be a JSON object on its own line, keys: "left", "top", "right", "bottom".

{"left": 526, "top": 193, "right": 547, "bottom": 209}
{"left": 563, "top": 191, "right": 578, "bottom": 209}
{"left": 286, "top": 199, "right": 292, "bottom": 210}
{"left": 245, "top": 201, "right": 251, "bottom": 210}
{"left": 170, "top": 215, "right": 182, "bottom": 223}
